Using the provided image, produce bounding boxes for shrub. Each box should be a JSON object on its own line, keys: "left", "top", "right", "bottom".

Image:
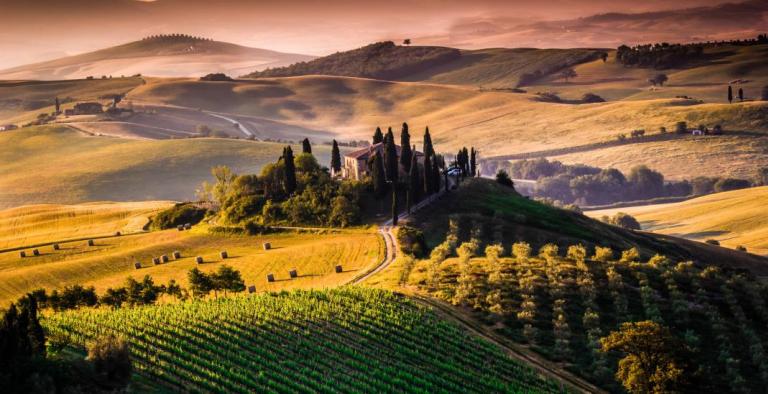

{"left": 200, "top": 73, "right": 234, "bottom": 81}
{"left": 705, "top": 239, "right": 720, "bottom": 246}
{"left": 87, "top": 335, "right": 132, "bottom": 386}
{"left": 581, "top": 93, "right": 605, "bottom": 103}
{"left": 675, "top": 121, "right": 687, "bottom": 134}
{"left": 397, "top": 226, "right": 427, "bottom": 258}
{"left": 495, "top": 169, "right": 514, "bottom": 188}
{"left": 713, "top": 178, "right": 751, "bottom": 192}
{"left": 152, "top": 203, "right": 207, "bottom": 230}
{"left": 736, "top": 245, "right": 747, "bottom": 252}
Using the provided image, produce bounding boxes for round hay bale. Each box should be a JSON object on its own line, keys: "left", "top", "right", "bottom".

{"left": 32, "top": 249, "right": 40, "bottom": 256}
{"left": 220, "top": 251, "right": 228, "bottom": 259}
{"left": 184, "top": 223, "right": 192, "bottom": 230}
{"left": 134, "top": 262, "right": 142, "bottom": 270}
{"left": 248, "top": 285, "right": 256, "bottom": 294}
{"left": 196, "top": 256, "right": 204, "bottom": 264}
{"left": 87, "top": 239, "right": 94, "bottom": 246}
{"left": 335, "top": 265, "right": 343, "bottom": 273}
{"left": 266, "top": 273, "right": 275, "bottom": 282}
{"left": 161, "top": 255, "right": 169, "bottom": 263}
{"left": 53, "top": 243, "right": 60, "bottom": 251}
{"left": 289, "top": 269, "right": 298, "bottom": 278}
{"left": 152, "top": 257, "right": 161, "bottom": 265}
{"left": 19, "top": 251, "right": 26, "bottom": 258}
{"left": 177, "top": 225, "right": 184, "bottom": 231}
{"left": 172, "top": 251, "right": 181, "bottom": 259}
{"left": 263, "top": 242, "right": 271, "bottom": 250}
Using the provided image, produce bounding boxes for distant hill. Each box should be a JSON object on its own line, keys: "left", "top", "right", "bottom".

{"left": 0, "top": 34, "right": 314, "bottom": 80}
{"left": 586, "top": 186, "right": 768, "bottom": 256}
{"left": 246, "top": 41, "right": 604, "bottom": 87}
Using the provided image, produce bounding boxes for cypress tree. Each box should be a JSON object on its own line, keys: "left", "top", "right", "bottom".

{"left": 738, "top": 88, "right": 744, "bottom": 102}
{"left": 728, "top": 85, "right": 733, "bottom": 103}
{"left": 391, "top": 185, "right": 398, "bottom": 226}
{"left": 301, "top": 138, "right": 312, "bottom": 154}
{"left": 408, "top": 151, "right": 420, "bottom": 211}
{"left": 423, "top": 127, "right": 434, "bottom": 158}
{"left": 55, "top": 97, "right": 60, "bottom": 113}
{"left": 432, "top": 156, "right": 441, "bottom": 193}
{"left": 330, "top": 139, "right": 342, "bottom": 174}
{"left": 283, "top": 146, "right": 297, "bottom": 195}
{"left": 385, "top": 129, "right": 399, "bottom": 183}
{"left": 373, "top": 127, "right": 384, "bottom": 144}
{"left": 400, "top": 122, "right": 412, "bottom": 172}
{"left": 423, "top": 152, "right": 433, "bottom": 196}
{"left": 371, "top": 152, "right": 387, "bottom": 196}
{"left": 470, "top": 147, "right": 477, "bottom": 177}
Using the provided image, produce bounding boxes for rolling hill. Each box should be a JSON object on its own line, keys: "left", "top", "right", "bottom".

{"left": 0, "top": 125, "right": 337, "bottom": 208}
{"left": 246, "top": 41, "right": 604, "bottom": 88}
{"left": 0, "top": 35, "right": 314, "bottom": 80}
{"left": 585, "top": 187, "right": 768, "bottom": 256}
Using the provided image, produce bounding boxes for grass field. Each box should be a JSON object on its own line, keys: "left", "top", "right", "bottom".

{"left": 586, "top": 187, "right": 768, "bottom": 256}
{"left": 0, "top": 201, "right": 172, "bottom": 249}
{"left": 0, "top": 222, "right": 381, "bottom": 305}
{"left": 0, "top": 125, "right": 336, "bottom": 208}
{"left": 549, "top": 134, "right": 768, "bottom": 180}
{"left": 43, "top": 287, "right": 564, "bottom": 393}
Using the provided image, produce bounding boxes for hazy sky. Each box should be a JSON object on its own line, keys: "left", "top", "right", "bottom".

{"left": 0, "top": 0, "right": 762, "bottom": 68}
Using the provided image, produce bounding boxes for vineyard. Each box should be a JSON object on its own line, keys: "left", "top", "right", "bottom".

{"left": 43, "top": 287, "right": 567, "bottom": 393}
{"left": 403, "top": 217, "right": 768, "bottom": 392}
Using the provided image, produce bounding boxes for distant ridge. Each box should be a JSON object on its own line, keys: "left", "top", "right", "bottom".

{"left": 0, "top": 34, "right": 315, "bottom": 80}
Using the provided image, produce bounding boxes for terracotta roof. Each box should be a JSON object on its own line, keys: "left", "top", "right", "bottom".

{"left": 344, "top": 142, "right": 424, "bottom": 160}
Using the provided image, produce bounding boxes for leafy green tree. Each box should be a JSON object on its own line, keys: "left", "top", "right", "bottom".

{"left": 561, "top": 68, "right": 577, "bottom": 82}
{"left": 282, "top": 146, "right": 297, "bottom": 195}
{"left": 301, "top": 138, "right": 312, "bottom": 154}
{"left": 675, "top": 121, "right": 687, "bottom": 134}
{"left": 330, "top": 139, "right": 342, "bottom": 174}
{"left": 373, "top": 127, "right": 384, "bottom": 144}
{"left": 329, "top": 196, "right": 359, "bottom": 227}
{"left": 495, "top": 169, "right": 514, "bottom": 187}
{"left": 188, "top": 268, "right": 213, "bottom": 298}
{"left": 212, "top": 265, "right": 245, "bottom": 296}
{"left": 100, "top": 288, "right": 128, "bottom": 309}
{"left": 600, "top": 321, "right": 684, "bottom": 394}
{"left": 87, "top": 335, "right": 132, "bottom": 386}
{"left": 400, "top": 122, "right": 412, "bottom": 172}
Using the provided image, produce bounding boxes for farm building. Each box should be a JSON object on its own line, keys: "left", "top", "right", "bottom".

{"left": 340, "top": 143, "right": 423, "bottom": 181}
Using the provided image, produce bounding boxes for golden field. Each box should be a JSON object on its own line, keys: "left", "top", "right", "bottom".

{"left": 586, "top": 186, "right": 768, "bottom": 256}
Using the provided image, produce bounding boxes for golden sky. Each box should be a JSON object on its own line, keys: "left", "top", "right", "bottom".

{"left": 0, "top": 0, "right": 764, "bottom": 69}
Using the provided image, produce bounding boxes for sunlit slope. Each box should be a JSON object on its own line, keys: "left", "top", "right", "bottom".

{"left": 129, "top": 76, "right": 768, "bottom": 156}
{"left": 527, "top": 44, "right": 768, "bottom": 102}
{"left": 0, "top": 201, "right": 172, "bottom": 249}
{"left": 550, "top": 135, "right": 768, "bottom": 180}
{"left": 0, "top": 225, "right": 381, "bottom": 305}
{"left": 0, "top": 125, "right": 334, "bottom": 208}
{"left": 586, "top": 187, "right": 768, "bottom": 255}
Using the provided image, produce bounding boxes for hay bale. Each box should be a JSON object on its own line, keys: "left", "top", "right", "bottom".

{"left": 172, "top": 251, "right": 181, "bottom": 259}
{"left": 32, "top": 249, "right": 40, "bottom": 256}
{"left": 196, "top": 256, "right": 204, "bottom": 264}
{"left": 289, "top": 269, "right": 298, "bottom": 279}
{"left": 220, "top": 251, "right": 228, "bottom": 259}
{"left": 152, "top": 257, "right": 161, "bottom": 265}
{"left": 184, "top": 223, "right": 192, "bottom": 230}
{"left": 161, "top": 255, "right": 169, "bottom": 263}
{"left": 266, "top": 273, "right": 275, "bottom": 282}
{"left": 248, "top": 285, "right": 256, "bottom": 294}
{"left": 53, "top": 243, "right": 60, "bottom": 250}
{"left": 134, "top": 262, "right": 142, "bottom": 270}
{"left": 87, "top": 239, "right": 94, "bottom": 246}
{"left": 335, "top": 265, "right": 343, "bottom": 273}
{"left": 115, "top": 231, "right": 121, "bottom": 236}
{"left": 263, "top": 242, "right": 271, "bottom": 250}
{"left": 19, "top": 251, "right": 26, "bottom": 258}
{"left": 177, "top": 225, "right": 184, "bottom": 231}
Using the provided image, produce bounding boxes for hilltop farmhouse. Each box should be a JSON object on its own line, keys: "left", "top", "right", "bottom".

{"left": 340, "top": 143, "right": 423, "bottom": 180}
